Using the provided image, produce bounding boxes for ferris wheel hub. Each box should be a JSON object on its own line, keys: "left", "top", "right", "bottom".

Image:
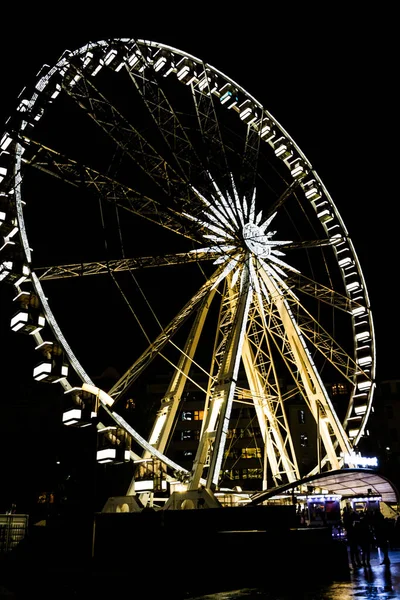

{"left": 243, "top": 221, "right": 272, "bottom": 258}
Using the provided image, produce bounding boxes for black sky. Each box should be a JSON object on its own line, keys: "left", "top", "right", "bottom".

{"left": 0, "top": 8, "right": 397, "bottom": 507}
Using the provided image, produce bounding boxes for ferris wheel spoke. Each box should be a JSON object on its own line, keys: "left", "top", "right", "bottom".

{"left": 287, "top": 296, "right": 371, "bottom": 384}
{"left": 134, "top": 290, "right": 218, "bottom": 474}
{"left": 35, "top": 250, "right": 218, "bottom": 280}
{"left": 239, "top": 122, "right": 264, "bottom": 202}
{"left": 125, "top": 66, "right": 210, "bottom": 189}
{"left": 190, "top": 75, "right": 235, "bottom": 197}
{"left": 263, "top": 179, "right": 301, "bottom": 220}
{"left": 286, "top": 270, "right": 364, "bottom": 313}
{"left": 282, "top": 238, "right": 336, "bottom": 250}
{"left": 61, "top": 64, "right": 203, "bottom": 214}
{"left": 108, "top": 264, "right": 227, "bottom": 402}
{"left": 22, "top": 138, "right": 201, "bottom": 242}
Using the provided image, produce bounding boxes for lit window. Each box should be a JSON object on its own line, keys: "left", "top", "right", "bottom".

{"left": 300, "top": 433, "right": 308, "bottom": 447}
{"left": 182, "top": 411, "right": 192, "bottom": 421}
{"left": 298, "top": 410, "right": 306, "bottom": 424}
{"left": 247, "top": 469, "right": 262, "bottom": 479}
{"left": 241, "top": 447, "right": 262, "bottom": 459}
{"left": 125, "top": 399, "right": 135, "bottom": 410}
{"left": 331, "top": 383, "right": 347, "bottom": 395}
{"left": 181, "top": 430, "right": 192, "bottom": 440}
{"left": 194, "top": 410, "right": 204, "bottom": 421}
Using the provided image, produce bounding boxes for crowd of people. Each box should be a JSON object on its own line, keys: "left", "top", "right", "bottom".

{"left": 342, "top": 506, "right": 398, "bottom": 568}
{"left": 296, "top": 502, "right": 400, "bottom": 568}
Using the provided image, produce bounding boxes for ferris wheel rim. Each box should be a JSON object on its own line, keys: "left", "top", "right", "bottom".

{"left": 1, "top": 37, "right": 375, "bottom": 482}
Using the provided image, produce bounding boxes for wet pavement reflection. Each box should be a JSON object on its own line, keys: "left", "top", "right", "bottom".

{"left": 187, "top": 548, "right": 400, "bottom": 600}
{"left": 2, "top": 544, "right": 400, "bottom": 598}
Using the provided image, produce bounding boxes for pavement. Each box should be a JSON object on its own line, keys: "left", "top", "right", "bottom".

{"left": 339, "top": 546, "right": 400, "bottom": 599}
{"left": 183, "top": 547, "right": 400, "bottom": 599}
{"left": 1, "top": 544, "right": 400, "bottom": 599}
{"left": 266, "top": 546, "right": 400, "bottom": 600}
{"left": 184, "top": 547, "right": 400, "bottom": 599}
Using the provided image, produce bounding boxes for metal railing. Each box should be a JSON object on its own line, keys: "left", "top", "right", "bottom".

{"left": 0, "top": 514, "right": 28, "bottom": 554}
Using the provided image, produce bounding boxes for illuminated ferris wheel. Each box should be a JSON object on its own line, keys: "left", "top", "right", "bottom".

{"left": 0, "top": 38, "right": 375, "bottom": 505}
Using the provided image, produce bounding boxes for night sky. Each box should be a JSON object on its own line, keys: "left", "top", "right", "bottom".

{"left": 0, "top": 9, "right": 397, "bottom": 510}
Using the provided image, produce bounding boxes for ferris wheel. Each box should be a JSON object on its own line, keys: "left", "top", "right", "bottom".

{"left": 0, "top": 38, "right": 375, "bottom": 506}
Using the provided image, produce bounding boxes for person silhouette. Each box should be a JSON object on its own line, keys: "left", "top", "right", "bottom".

{"left": 372, "top": 509, "right": 390, "bottom": 566}
{"left": 344, "top": 508, "right": 362, "bottom": 568}
{"left": 358, "top": 512, "right": 373, "bottom": 566}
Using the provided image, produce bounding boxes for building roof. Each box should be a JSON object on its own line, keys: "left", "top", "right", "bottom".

{"left": 250, "top": 469, "right": 399, "bottom": 505}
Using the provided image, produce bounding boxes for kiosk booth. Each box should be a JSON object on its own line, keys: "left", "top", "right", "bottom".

{"left": 250, "top": 467, "right": 398, "bottom": 535}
